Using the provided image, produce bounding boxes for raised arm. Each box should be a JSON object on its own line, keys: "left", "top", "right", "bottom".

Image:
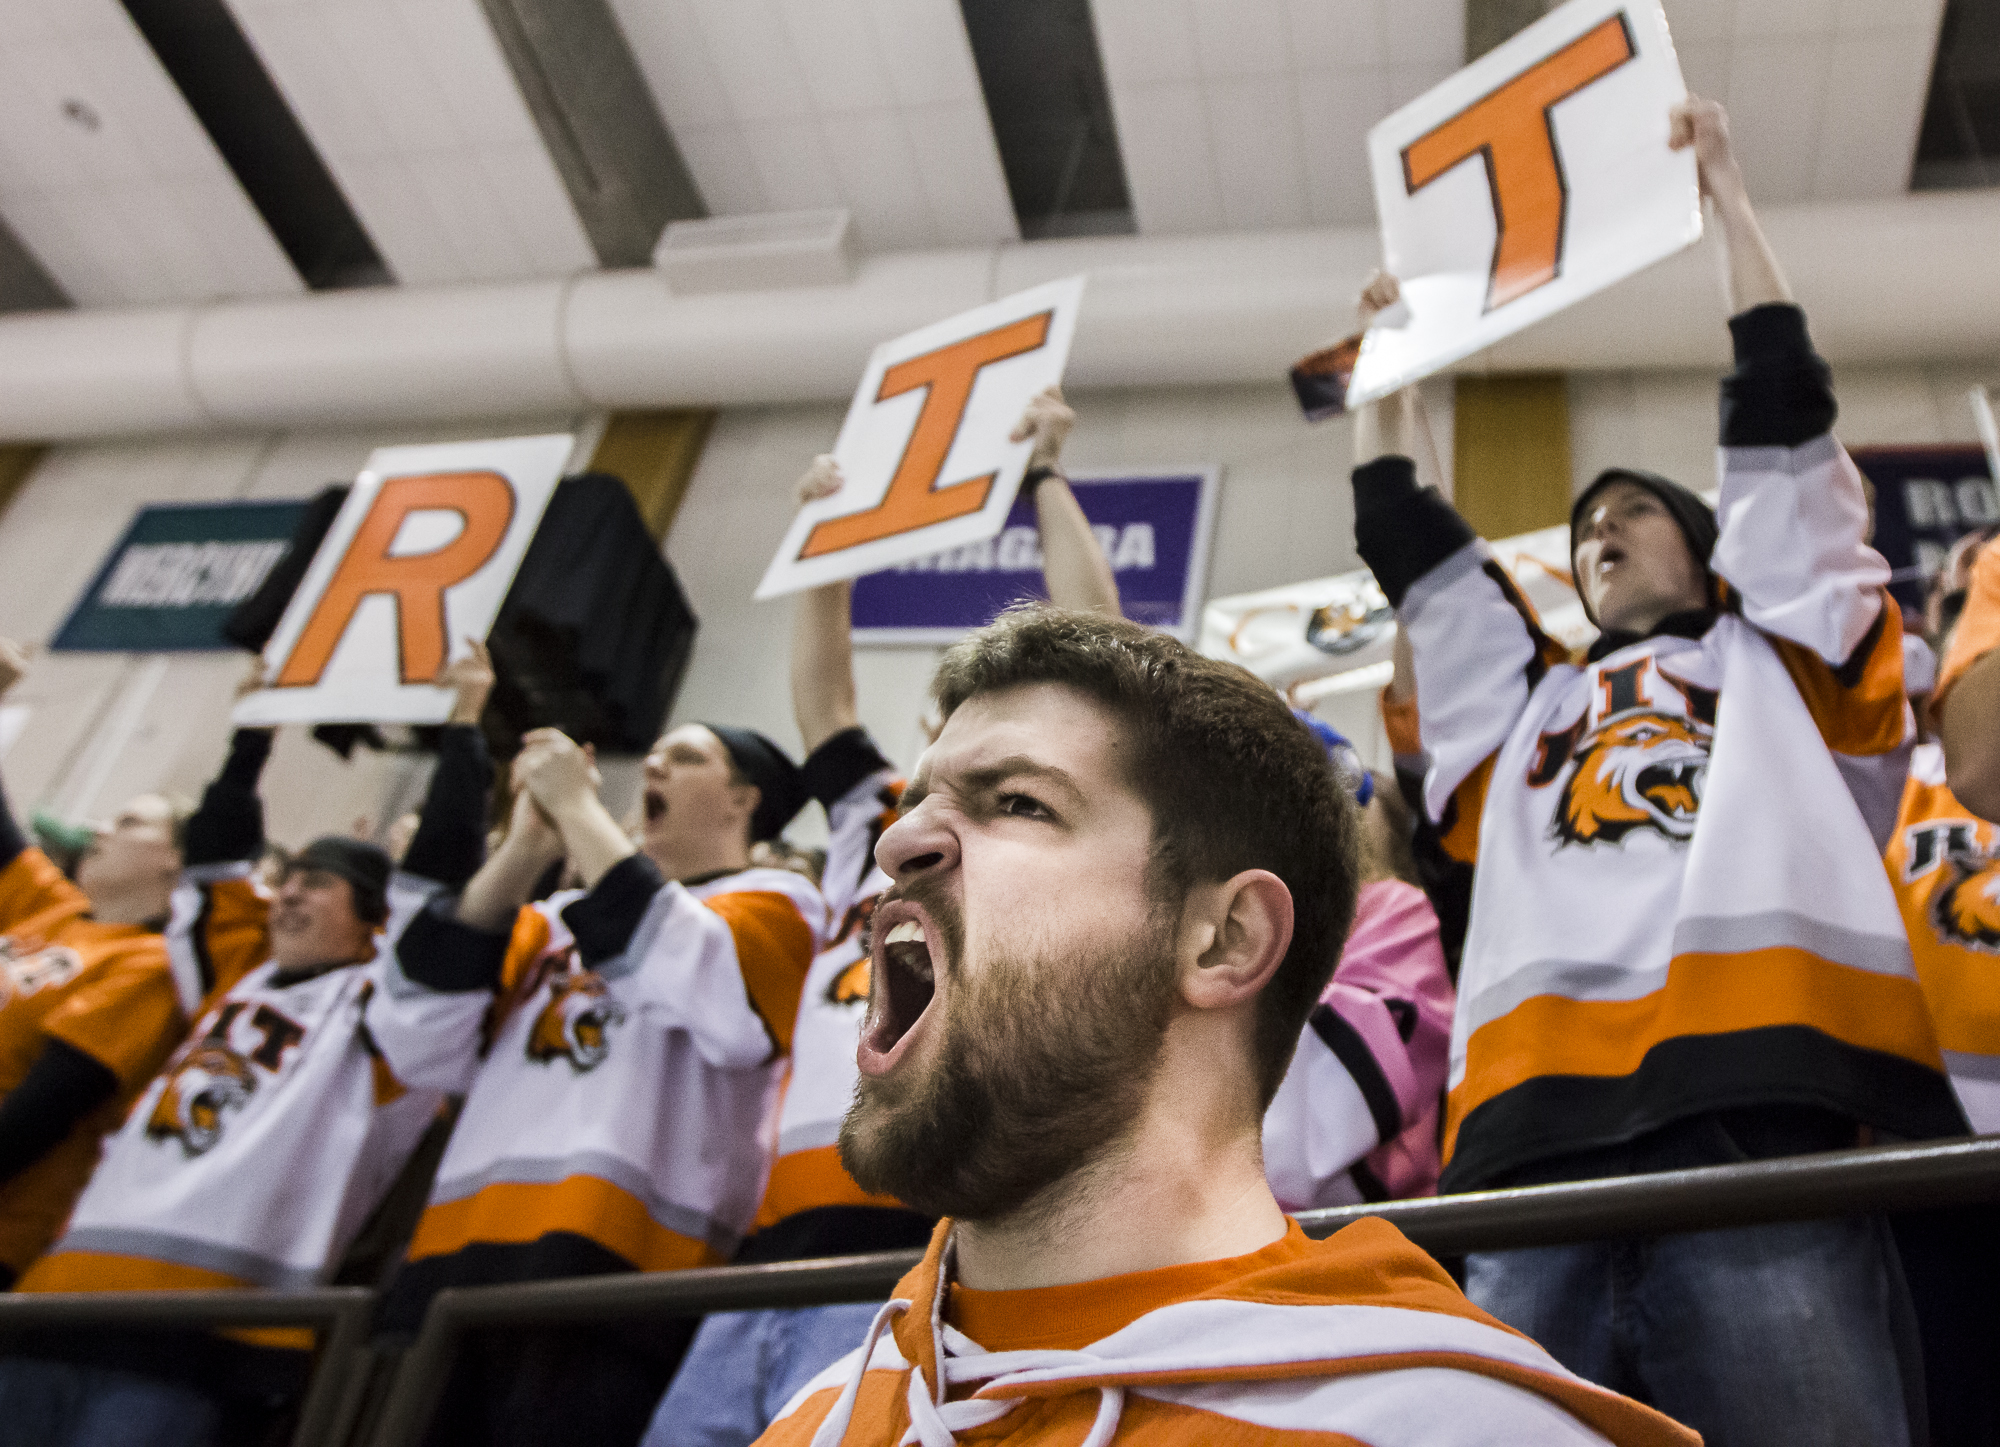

{"left": 789, "top": 458, "right": 862, "bottom": 756}
{"left": 1012, "top": 386, "right": 1120, "bottom": 616}
{"left": 1670, "top": 96, "right": 1790, "bottom": 313}
{"left": 518, "top": 728, "right": 635, "bottom": 889}
{"left": 181, "top": 658, "right": 276, "bottom": 871}
{"left": 1679, "top": 101, "right": 1904, "bottom": 784}
{"left": 397, "top": 643, "right": 497, "bottom": 892}
{"left": 455, "top": 766, "right": 566, "bottom": 932}
{"left": 1348, "top": 276, "right": 1565, "bottom": 827}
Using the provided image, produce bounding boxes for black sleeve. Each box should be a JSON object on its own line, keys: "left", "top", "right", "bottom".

{"left": 1394, "top": 764, "right": 1472, "bottom": 985}
{"left": 0, "top": 770, "right": 26, "bottom": 873}
{"left": 182, "top": 729, "right": 273, "bottom": 868}
{"left": 1351, "top": 456, "right": 1480, "bottom": 609}
{"left": 1719, "top": 303, "right": 1836, "bottom": 449}
{"left": 0, "top": 1040, "right": 118, "bottom": 1185}
{"left": 400, "top": 726, "right": 494, "bottom": 891}
{"left": 395, "top": 896, "right": 509, "bottom": 994}
{"left": 802, "top": 727, "right": 895, "bottom": 810}
{"left": 562, "top": 854, "right": 666, "bottom": 969}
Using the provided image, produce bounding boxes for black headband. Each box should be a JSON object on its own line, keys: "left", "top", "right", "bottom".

{"left": 705, "top": 725, "right": 808, "bottom": 843}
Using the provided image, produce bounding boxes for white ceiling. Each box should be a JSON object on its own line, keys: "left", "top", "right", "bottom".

{"left": 0, "top": 0, "right": 301, "bottom": 307}
{"left": 0, "top": 0, "right": 1963, "bottom": 316}
{"left": 607, "top": 0, "right": 1019, "bottom": 253}
{"left": 222, "top": 0, "right": 597, "bottom": 287}
{"left": 1661, "top": 0, "right": 1946, "bottom": 204}
{"left": 1090, "top": 0, "right": 1468, "bottom": 232}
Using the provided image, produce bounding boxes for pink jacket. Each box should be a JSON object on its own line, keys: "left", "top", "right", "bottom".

{"left": 1262, "top": 879, "right": 1457, "bottom": 1206}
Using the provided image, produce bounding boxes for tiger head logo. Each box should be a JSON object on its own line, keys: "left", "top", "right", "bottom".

{"left": 1552, "top": 711, "right": 1710, "bottom": 847}
{"left": 146, "top": 1045, "right": 257, "bottom": 1157}
{"left": 1933, "top": 860, "right": 2000, "bottom": 952}
{"left": 526, "top": 971, "right": 625, "bottom": 1071}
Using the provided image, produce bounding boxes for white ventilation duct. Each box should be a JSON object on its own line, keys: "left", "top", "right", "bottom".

{"left": 2, "top": 191, "right": 1998, "bottom": 442}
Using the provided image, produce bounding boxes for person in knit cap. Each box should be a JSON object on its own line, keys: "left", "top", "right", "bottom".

{"left": 1343, "top": 98, "right": 1959, "bottom": 1444}
{"left": 381, "top": 719, "right": 826, "bottom": 1447}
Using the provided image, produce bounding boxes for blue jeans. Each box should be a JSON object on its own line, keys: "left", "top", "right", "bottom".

{"left": 643, "top": 1302, "right": 884, "bottom": 1447}
{"left": 1466, "top": 1215, "right": 1916, "bottom": 1447}
{"left": 0, "top": 1358, "right": 219, "bottom": 1447}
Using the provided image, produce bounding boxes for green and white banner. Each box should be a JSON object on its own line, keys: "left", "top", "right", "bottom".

{"left": 52, "top": 500, "right": 307, "bottom": 653}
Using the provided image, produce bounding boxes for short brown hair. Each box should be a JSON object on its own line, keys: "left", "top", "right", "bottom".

{"left": 932, "top": 606, "right": 1361, "bottom": 1105}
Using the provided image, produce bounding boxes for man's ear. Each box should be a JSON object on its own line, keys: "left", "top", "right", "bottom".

{"left": 1176, "top": 869, "right": 1294, "bottom": 1013}
{"left": 730, "top": 781, "right": 762, "bottom": 829}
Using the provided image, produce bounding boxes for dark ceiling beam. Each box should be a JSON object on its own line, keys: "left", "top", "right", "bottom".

{"left": 1465, "top": 0, "right": 1558, "bottom": 63}
{"left": 0, "top": 216, "right": 68, "bottom": 316}
{"left": 478, "top": 0, "right": 706, "bottom": 268}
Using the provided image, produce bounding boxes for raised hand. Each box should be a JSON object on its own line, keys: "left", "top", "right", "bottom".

{"left": 515, "top": 727, "right": 599, "bottom": 821}
{"left": 1668, "top": 95, "right": 1746, "bottom": 206}
{"left": 797, "top": 455, "right": 843, "bottom": 510}
{"left": 439, "top": 639, "right": 496, "bottom": 725}
{"left": 1010, "top": 386, "right": 1076, "bottom": 473}
{"left": 1356, "top": 271, "right": 1401, "bottom": 331}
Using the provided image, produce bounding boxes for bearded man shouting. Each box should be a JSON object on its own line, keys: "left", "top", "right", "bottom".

{"left": 757, "top": 606, "right": 1691, "bottom": 1447}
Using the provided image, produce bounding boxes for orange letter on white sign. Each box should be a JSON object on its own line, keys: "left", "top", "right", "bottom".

{"left": 800, "top": 312, "right": 1054, "bottom": 559}
{"left": 1402, "top": 15, "right": 1635, "bottom": 312}
{"left": 276, "top": 471, "right": 515, "bottom": 687}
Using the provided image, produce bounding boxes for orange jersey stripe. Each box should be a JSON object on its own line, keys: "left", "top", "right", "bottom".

{"left": 754, "top": 1144, "right": 908, "bottom": 1231}
{"left": 195, "top": 878, "right": 275, "bottom": 1007}
{"left": 16, "top": 1252, "right": 310, "bottom": 1350}
{"left": 1771, "top": 591, "right": 1908, "bottom": 757}
{"left": 406, "top": 1174, "right": 722, "bottom": 1274}
{"left": 1445, "top": 948, "right": 1943, "bottom": 1158}
{"left": 705, "top": 890, "right": 815, "bottom": 1055}
{"left": 1438, "top": 756, "right": 1493, "bottom": 865}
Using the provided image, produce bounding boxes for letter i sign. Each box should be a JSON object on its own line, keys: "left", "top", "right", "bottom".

{"left": 758, "top": 276, "right": 1086, "bottom": 599}
{"left": 1345, "top": 0, "right": 1700, "bottom": 408}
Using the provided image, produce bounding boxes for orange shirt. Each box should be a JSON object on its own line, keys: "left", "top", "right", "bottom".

{"left": 0, "top": 849, "right": 183, "bottom": 1273}
{"left": 948, "top": 1227, "right": 1317, "bottom": 1356}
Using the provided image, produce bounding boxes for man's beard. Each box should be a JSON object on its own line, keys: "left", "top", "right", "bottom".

{"left": 838, "top": 884, "right": 1177, "bottom": 1223}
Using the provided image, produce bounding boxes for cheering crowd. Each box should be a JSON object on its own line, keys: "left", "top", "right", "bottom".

{"left": 0, "top": 98, "right": 1992, "bottom": 1447}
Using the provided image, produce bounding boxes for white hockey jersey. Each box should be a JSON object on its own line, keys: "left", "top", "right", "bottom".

{"left": 20, "top": 875, "right": 484, "bottom": 1296}
{"left": 401, "top": 858, "right": 826, "bottom": 1278}
{"left": 1354, "top": 304, "right": 1965, "bottom": 1192}
{"left": 752, "top": 734, "right": 910, "bottom": 1232}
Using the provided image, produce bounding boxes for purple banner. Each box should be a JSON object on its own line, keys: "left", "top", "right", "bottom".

{"left": 850, "top": 471, "right": 1217, "bottom": 644}
{"left": 1850, "top": 447, "right": 1996, "bottom": 615}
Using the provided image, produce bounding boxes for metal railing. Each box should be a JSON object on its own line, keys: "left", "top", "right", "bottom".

{"left": 365, "top": 1135, "right": 2000, "bottom": 1447}
{"left": 0, "top": 1286, "right": 374, "bottom": 1447}
{"left": 4, "top": 1137, "right": 1996, "bottom": 1447}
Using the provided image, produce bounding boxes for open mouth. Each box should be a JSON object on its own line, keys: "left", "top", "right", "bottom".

{"left": 1598, "top": 545, "right": 1626, "bottom": 574}
{"left": 1637, "top": 759, "right": 1702, "bottom": 820}
{"left": 858, "top": 908, "right": 938, "bottom": 1075}
{"left": 642, "top": 790, "right": 666, "bottom": 824}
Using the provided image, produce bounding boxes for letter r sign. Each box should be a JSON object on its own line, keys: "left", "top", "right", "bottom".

{"left": 1345, "top": 0, "right": 1700, "bottom": 408}
{"left": 236, "top": 433, "right": 573, "bottom": 728}
{"left": 757, "top": 275, "right": 1086, "bottom": 599}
